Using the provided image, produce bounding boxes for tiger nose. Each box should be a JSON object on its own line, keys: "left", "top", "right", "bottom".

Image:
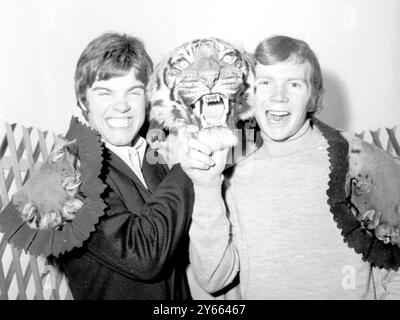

{"left": 200, "top": 58, "right": 219, "bottom": 70}
{"left": 200, "top": 70, "right": 220, "bottom": 88}
{"left": 199, "top": 58, "right": 220, "bottom": 88}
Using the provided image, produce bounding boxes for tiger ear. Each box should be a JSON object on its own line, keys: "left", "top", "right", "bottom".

{"left": 238, "top": 50, "right": 256, "bottom": 120}
{"left": 146, "top": 55, "right": 170, "bottom": 102}
{"left": 243, "top": 51, "right": 256, "bottom": 69}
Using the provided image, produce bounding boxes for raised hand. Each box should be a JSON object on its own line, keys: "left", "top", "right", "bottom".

{"left": 180, "top": 126, "right": 230, "bottom": 186}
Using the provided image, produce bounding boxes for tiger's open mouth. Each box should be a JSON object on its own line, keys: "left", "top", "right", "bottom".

{"left": 193, "top": 93, "right": 230, "bottom": 128}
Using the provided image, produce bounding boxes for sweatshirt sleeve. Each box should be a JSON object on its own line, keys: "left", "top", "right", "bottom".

{"left": 188, "top": 176, "right": 240, "bottom": 293}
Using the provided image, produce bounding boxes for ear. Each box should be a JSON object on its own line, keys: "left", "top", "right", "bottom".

{"left": 306, "top": 95, "right": 318, "bottom": 114}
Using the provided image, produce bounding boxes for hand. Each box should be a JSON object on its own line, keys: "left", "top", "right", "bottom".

{"left": 180, "top": 129, "right": 229, "bottom": 186}
{"left": 190, "top": 147, "right": 229, "bottom": 185}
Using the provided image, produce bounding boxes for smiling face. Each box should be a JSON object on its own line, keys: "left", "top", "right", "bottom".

{"left": 83, "top": 69, "right": 146, "bottom": 146}
{"left": 254, "top": 57, "right": 312, "bottom": 142}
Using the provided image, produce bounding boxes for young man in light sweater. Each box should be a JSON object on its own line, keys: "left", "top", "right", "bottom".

{"left": 182, "top": 35, "right": 400, "bottom": 299}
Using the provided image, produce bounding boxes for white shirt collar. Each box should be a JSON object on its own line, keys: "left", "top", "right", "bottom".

{"left": 77, "top": 117, "right": 148, "bottom": 186}
{"left": 104, "top": 136, "right": 148, "bottom": 188}
{"left": 105, "top": 136, "right": 147, "bottom": 167}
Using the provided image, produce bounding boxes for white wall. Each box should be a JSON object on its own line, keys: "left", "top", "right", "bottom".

{"left": 0, "top": 0, "right": 399, "bottom": 134}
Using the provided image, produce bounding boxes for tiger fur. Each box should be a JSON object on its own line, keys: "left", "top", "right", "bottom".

{"left": 146, "top": 38, "right": 255, "bottom": 151}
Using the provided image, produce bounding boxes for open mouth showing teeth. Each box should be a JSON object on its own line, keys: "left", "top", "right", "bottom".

{"left": 107, "top": 118, "right": 131, "bottom": 128}
{"left": 266, "top": 111, "right": 290, "bottom": 124}
{"left": 193, "top": 93, "right": 230, "bottom": 127}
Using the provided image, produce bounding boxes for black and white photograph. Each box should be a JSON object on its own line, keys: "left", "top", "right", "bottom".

{"left": 0, "top": 0, "right": 399, "bottom": 309}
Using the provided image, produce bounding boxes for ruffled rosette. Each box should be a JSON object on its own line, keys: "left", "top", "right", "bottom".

{"left": 314, "top": 118, "right": 400, "bottom": 271}
{"left": 0, "top": 117, "right": 107, "bottom": 257}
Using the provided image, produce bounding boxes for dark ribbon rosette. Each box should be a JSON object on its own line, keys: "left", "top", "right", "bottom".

{"left": 0, "top": 117, "right": 107, "bottom": 257}
{"left": 315, "top": 118, "right": 400, "bottom": 271}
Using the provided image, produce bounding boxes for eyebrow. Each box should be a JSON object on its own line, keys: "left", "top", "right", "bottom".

{"left": 128, "top": 85, "right": 145, "bottom": 91}
{"left": 92, "top": 85, "right": 145, "bottom": 92}
{"left": 92, "top": 86, "right": 112, "bottom": 92}
{"left": 287, "top": 77, "right": 307, "bottom": 83}
{"left": 256, "top": 77, "right": 308, "bottom": 85}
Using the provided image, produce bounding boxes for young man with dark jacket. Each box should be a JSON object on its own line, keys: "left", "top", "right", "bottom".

{"left": 56, "top": 32, "right": 194, "bottom": 300}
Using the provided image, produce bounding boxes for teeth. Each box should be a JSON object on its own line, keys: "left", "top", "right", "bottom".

{"left": 222, "top": 97, "right": 229, "bottom": 109}
{"left": 194, "top": 101, "right": 202, "bottom": 117}
{"left": 203, "top": 94, "right": 221, "bottom": 104}
{"left": 266, "top": 111, "right": 290, "bottom": 124}
{"left": 107, "top": 118, "right": 130, "bottom": 128}
{"left": 192, "top": 94, "right": 231, "bottom": 127}
{"left": 267, "top": 111, "right": 289, "bottom": 116}
{"left": 203, "top": 95, "right": 227, "bottom": 127}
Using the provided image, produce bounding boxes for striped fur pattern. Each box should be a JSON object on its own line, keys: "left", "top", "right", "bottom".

{"left": 147, "top": 38, "right": 255, "bottom": 150}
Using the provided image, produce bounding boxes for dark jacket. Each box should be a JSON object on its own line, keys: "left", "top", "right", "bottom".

{"left": 56, "top": 145, "right": 194, "bottom": 300}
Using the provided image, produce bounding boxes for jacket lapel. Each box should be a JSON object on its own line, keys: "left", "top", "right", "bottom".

{"left": 312, "top": 118, "right": 400, "bottom": 270}
{"left": 105, "top": 145, "right": 168, "bottom": 200}
{"left": 105, "top": 147, "right": 151, "bottom": 200}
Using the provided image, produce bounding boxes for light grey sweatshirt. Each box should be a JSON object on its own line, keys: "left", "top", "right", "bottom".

{"left": 189, "top": 121, "right": 400, "bottom": 300}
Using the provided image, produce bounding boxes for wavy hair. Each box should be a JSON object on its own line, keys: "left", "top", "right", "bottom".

{"left": 254, "top": 35, "right": 324, "bottom": 114}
